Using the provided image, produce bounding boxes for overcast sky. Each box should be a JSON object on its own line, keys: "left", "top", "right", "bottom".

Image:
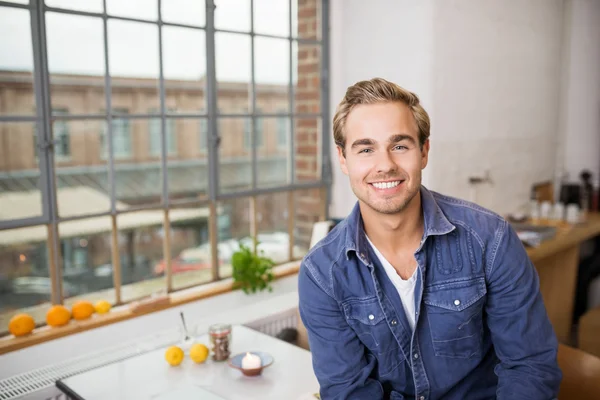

{"left": 0, "top": 0, "right": 297, "bottom": 84}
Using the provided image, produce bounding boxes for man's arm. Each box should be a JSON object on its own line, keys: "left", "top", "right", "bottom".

{"left": 486, "top": 220, "right": 562, "bottom": 399}
{"left": 298, "top": 260, "right": 384, "bottom": 400}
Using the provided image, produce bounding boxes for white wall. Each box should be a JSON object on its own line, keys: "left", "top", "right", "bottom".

{"left": 428, "top": 0, "right": 565, "bottom": 214}
{"left": 329, "top": 0, "right": 600, "bottom": 218}
{"left": 329, "top": 0, "right": 435, "bottom": 219}
{"left": 556, "top": 0, "right": 600, "bottom": 187}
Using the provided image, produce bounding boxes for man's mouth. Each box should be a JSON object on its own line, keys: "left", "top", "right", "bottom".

{"left": 370, "top": 180, "right": 404, "bottom": 190}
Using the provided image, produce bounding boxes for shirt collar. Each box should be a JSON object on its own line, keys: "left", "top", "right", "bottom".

{"left": 344, "top": 186, "right": 455, "bottom": 264}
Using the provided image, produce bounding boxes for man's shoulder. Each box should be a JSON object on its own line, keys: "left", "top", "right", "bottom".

{"left": 301, "top": 218, "right": 349, "bottom": 279}
{"left": 430, "top": 190, "right": 507, "bottom": 237}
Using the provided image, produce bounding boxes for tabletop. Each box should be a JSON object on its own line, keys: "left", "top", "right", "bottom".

{"left": 56, "top": 325, "right": 319, "bottom": 400}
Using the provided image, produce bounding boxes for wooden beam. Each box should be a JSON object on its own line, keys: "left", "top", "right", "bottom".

{"left": 288, "top": 191, "right": 295, "bottom": 261}
{"left": 46, "top": 224, "right": 62, "bottom": 305}
{"left": 209, "top": 202, "right": 219, "bottom": 281}
{"left": 250, "top": 196, "right": 258, "bottom": 253}
{"left": 163, "top": 209, "right": 173, "bottom": 293}
{"left": 110, "top": 215, "right": 122, "bottom": 304}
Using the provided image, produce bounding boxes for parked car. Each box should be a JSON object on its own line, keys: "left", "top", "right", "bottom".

{"left": 0, "top": 276, "right": 79, "bottom": 311}
{"left": 153, "top": 232, "right": 307, "bottom": 275}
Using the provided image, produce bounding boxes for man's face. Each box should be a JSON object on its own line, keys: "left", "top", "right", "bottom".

{"left": 337, "top": 102, "right": 429, "bottom": 215}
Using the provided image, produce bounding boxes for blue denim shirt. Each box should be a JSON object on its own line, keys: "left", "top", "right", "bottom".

{"left": 298, "top": 187, "right": 561, "bottom": 400}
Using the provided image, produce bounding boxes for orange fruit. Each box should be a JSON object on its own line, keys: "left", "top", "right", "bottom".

{"left": 94, "top": 300, "right": 111, "bottom": 314}
{"left": 165, "top": 346, "right": 184, "bottom": 366}
{"left": 8, "top": 313, "right": 35, "bottom": 337}
{"left": 189, "top": 343, "right": 209, "bottom": 363}
{"left": 46, "top": 305, "right": 71, "bottom": 327}
{"left": 71, "top": 301, "right": 95, "bottom": 320}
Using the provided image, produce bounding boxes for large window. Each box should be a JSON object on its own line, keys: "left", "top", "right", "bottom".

{"left": 0, "top": 0, "right": 329, "bottom": 335}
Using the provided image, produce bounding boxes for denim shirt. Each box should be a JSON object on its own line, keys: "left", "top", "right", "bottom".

{"left": 298, "top": 187, "right": 561, "bottom": 400}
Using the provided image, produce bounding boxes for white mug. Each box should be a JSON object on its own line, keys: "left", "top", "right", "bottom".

{"left": 566, "top": 204, "right": 580, "bottom": 224}
{"left": 540, "top": 201, "right": 552, "bottom": 219}
{"left": 551, "top": 202, "right": 565, "bottom": 220}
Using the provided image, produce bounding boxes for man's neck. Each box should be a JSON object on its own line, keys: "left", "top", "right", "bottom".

{"left": 360, "top": 192, "right": 425, "bottom": 255}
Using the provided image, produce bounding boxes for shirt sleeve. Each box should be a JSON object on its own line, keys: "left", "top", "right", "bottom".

{"left": 298, "top": 259, "right": 384, "bottom": 400}
{"left": 486, "top": 220, "right": 562, "bottom": 399}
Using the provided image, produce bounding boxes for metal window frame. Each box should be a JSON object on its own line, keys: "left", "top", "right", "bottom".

{"left": 0, "top": 0, "right": 331, "bottom": 309}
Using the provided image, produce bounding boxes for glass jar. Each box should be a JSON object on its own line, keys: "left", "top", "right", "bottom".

{"left": 209, "top": 323, "right": 232, "bottom": 361}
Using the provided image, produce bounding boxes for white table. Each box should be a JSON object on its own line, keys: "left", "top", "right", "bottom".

{"left": 56, "top": 325, "right": 319, "bottom": 400}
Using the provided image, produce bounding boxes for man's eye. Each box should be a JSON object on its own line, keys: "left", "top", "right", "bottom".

{"left": 358, "top": 148, "right": 372, "bottom": 154}
{"left": 394, "top": 145, "right": 408, "bottom": 151}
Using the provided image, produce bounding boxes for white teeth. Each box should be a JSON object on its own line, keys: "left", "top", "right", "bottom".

{"left": 372, "top": 181, "right": 401, "bottom": 189}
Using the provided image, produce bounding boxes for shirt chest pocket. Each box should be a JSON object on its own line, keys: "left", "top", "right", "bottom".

{"left": 423, "top": 277, "right": 487, "bottom": 359}
{"left": 342, "top": 297, "right": 404, "bottom": 376}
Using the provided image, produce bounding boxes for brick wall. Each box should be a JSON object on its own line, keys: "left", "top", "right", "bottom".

{"left": 294, "top": 0, "right": 324, "bottom": 249}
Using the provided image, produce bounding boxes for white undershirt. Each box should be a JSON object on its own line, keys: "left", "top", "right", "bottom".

{"left": 366, "top": 236, "right": 418, "bottom": 331}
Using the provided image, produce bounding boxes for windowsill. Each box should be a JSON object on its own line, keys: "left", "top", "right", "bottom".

{"left": 0, "top": 261, "right": 300, "bottom": 357}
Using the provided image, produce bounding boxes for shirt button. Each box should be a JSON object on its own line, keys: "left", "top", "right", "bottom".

{"left": 454, "top": 299, "right": 461, "bottom": 306}
{"left": 413, "top": 353, "right": 419, "bottom": 359}
{"left": 368, "top": 314, "right": 374, "bottom": 320}
{"left": 391, "top": 319, "right": 397, "bottom": 325}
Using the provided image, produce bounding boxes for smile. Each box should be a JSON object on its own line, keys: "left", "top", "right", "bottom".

{"left": 370, "top": 180, "right": 403, "bottom": 189}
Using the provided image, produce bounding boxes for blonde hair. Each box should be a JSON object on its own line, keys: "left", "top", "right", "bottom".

{"left": 333, "top": 78, "right": 430, "bottom": 154}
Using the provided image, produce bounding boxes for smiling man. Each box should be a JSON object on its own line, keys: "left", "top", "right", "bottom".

{"left": 298, "top": 78, "right": 562, "bottom": 399}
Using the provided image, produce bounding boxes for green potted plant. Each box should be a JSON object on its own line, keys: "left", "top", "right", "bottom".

{"left": 231, "top": 240, "right": 275, "bottom": 294}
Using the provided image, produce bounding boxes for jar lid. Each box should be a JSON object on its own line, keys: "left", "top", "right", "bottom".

{"left": 209, "top": 323, "right": 231, "bottom": 336}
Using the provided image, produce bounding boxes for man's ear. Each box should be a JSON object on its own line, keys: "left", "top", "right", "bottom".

{"left": 421, "top": 139, "right": 430, "bottom": 169}
{"left": 337, "top": 145, "right": 349, "bottom": 176}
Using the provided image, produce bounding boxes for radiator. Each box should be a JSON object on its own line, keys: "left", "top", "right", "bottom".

{"left": 0, "top": 309, "right": 300, "bottom": 400}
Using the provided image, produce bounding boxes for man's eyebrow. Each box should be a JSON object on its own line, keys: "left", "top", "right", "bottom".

{"left": 350, "top": 138, "right": 375, "bottom": 149}
{"left": 389, "top": 134, "right": 416, "bottom": 144}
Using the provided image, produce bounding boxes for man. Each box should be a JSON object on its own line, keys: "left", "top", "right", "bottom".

{"left": 298, "top": 78, "right": 562, "bottom": 399}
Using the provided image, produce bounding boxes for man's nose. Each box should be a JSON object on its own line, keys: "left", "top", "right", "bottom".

{"left": 376, "top": 151, "right": 397, "bottom": 173}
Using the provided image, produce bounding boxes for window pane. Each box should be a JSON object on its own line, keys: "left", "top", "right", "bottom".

{"left": 162, "top": 0, "right": 206, "bottom": 27}
{"left": 106, "top": 0, "right": 158, "bottom": 21}
{"left": 0, "top": 122, "right": 43, "bottom": 221}
{"left": 118, "top": 212, "right": 166, "bottom": 302}
{"left": 294, "top": 117, "right": 321, "bottom": 182}
{"left": 45, "top": 0, "right": 103, "bottom": 13}
{"left": 148, "top": 117, "right": 177, "bottom": 157}
{"left": 168, "top": 119, "right": 208, "bottom": 202}
{"left": 105, "top": 119, "right": 161, "bottom": 209}
{"left": 100, "top": 114, "right": 133, "bottom": 161}
{"left": 3, "top": 0, "right": 28, "bottom": 4}
{"left": 46, "top": 13, "right": 106, "bottom": 113}
{"left": 163, "top": 27, "right": 206, "bottom": 113}
{"left": 52, "top": 112, "right": 70, "bottom": 159}
{"left": 55, "top": 120, "right": 109, "bottom": 218}
{"left": 294, "top": 43, "right": 321, "bottom": 114}
{"left": 0, "top": 7, "right": 36, "bottom": 116}
{"left": 255, "top": 37, "right": 290, "bottom": 112}
{"left": 0, "top": 226, "right": 50, "bottom": 334}
{"left": 258, "top": 117, "right": 289, "bottom": 188}
{"left": 294, "top": 188, "right": 322, "bottom": 255}
{"left": 60, "top": 217, "right": 117, "bottom": 308}
{"left": 168, "top": 206, "right": 212, "bottom": 290}
{"left": 256, "top": 192, "right": 294, "bottom": 264}
{"left": 253, "top": 0, "right": 289, "bottom": 37}
{"left": 108, "top": 20, "right": 160, "bottom": 114}
{"left": 219, "top": 117, "right": 251, "bottom": 194}
{"left": 293, "top": 0, "right": 320, "bottom": 40}
{"left": 216, "top": 32, "right": 250, "bottom": 112}
{"left": 199, "top": 117, "right": 208, "bottom": 153}
{"left": 217, "top": 198, "right": 250, "bottom": 279}
{"left": 214, "top": 0, "right": 250, "bottom": 33}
